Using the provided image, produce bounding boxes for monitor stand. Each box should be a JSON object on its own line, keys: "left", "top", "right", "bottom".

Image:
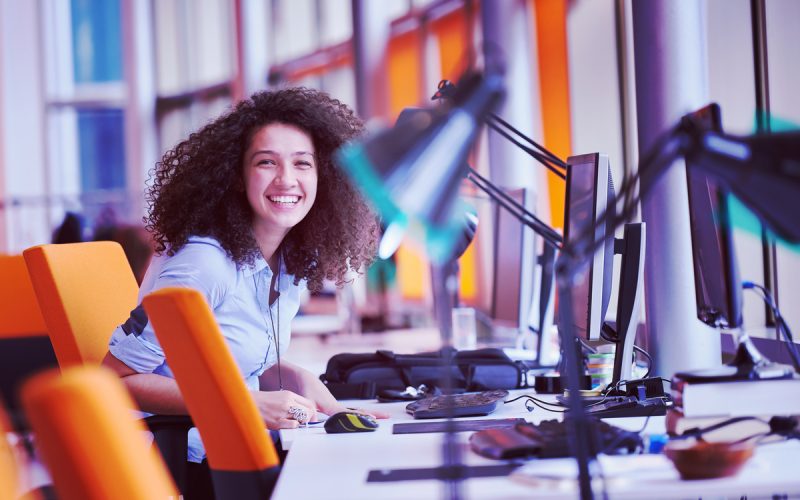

{"left": 515, "top": 242, "right": 558, "bottom": 369}
{"left": 609, "top": 222, "right": 646, "bottom": 385}
{"left": 559, "top": 223, "right": 667, "bottom": 417}
{"left": 675, "top": 330, "right": 795, "bottom": 383}
{"left": 540, "top": 223, "right": 646, "bottom": 396}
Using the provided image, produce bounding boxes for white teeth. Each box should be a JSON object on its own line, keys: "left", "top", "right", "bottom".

{"left": 268, "top": 195, "right": 300, "bottom": 204}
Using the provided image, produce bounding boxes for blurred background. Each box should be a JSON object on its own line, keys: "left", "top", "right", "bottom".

{"left": 0, "top": 0, "right": 798, "bottom": 343}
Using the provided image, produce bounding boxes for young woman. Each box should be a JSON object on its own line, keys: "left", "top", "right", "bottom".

{"left": 102, "top": 88, "right": 385, "bottom": 465}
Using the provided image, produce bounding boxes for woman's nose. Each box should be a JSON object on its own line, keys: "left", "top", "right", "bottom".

{"left": 273, "top": 165, "right": 297, "bottom": 186}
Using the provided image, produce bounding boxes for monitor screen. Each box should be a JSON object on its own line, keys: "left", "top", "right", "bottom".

{"left": 492, "top": 188, "right": 536, "bottom": 330}
{"left": 560, "top": 153, "right": 615, "bottom": 340}
{"left": 461, "top": 188, "right": 537, "bottom": 337}
{"left": 686, "top": 177, "right": 741, "bottom": 328}
{"left": 685, "top": 105, "right": 742, "bottom": 328}
{"left": 686, "top": 105, "right": 742, "bottom": 328}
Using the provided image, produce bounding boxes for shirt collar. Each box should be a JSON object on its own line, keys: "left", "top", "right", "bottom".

{"left": 241, "top": 254, "right": 268, "bottom": 277}
{"left": 242, "top": 254, "right": 293, "bottom": 293}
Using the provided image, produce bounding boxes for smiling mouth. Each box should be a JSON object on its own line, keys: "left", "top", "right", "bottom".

{"left": 267, "top": 195, "right": 301, "bottom": 206}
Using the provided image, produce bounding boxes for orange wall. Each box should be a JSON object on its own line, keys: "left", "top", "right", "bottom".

{"left": 431, "top": 9, "right": 470, "bottom": 81}
{"left": 387, "top": 30, "right": 431, "bottom": 302}
{"left": 533, "top": 0, "right": 571, "bottom": 229}
{"left": 432, "top": 9, "right": 481, "bottom": 303}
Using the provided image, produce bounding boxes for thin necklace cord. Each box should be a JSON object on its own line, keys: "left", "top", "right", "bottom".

{"left": 255, "top": 253, "right": 282, "bottom": 390}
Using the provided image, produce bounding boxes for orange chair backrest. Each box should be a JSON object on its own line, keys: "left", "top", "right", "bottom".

{"left": 23, "top": 242, "right": 139, "bottom": 367}
{"left": 0, "top": 255, "right": 47, "bottom": 338}
{"left": 0, "top": 401, "right": 19, "bottom": 499}
{"left": 21, "top": 366, "right": 177, "bottom": 500}
{"left": 142, "top": 287, "right": 279, "bottom": 472}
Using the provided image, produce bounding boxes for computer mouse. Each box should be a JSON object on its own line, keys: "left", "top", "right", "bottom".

{"left": 323, "top": 411, "right": 379, "bottom": 434}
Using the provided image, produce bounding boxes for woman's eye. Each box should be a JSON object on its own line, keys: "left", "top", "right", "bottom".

{"left": 257, "top": 159, "right": 276, "bottom": 167}
{"left": 296, "top": 161, "right": 314, "bottom": 169}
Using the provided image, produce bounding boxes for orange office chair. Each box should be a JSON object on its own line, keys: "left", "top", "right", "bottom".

{"left": 0, "top": 401, "right": 21, "bottom": 499}
{"left": 21, "top": 366, "right": 178, "bottom": 500}
{"left": 22, "top": 242, "right": 193, "bottom": 493}
{"left": 143, "top": 287, "right": 281, "bottom": 500}
{"left": 0, "top": 255, "right": 57, "bottom": 428}
{"left": 22, "top": 242, "right": 139, "bottom": 367}
{"left": 0, "top": 254, "right": 48, "bottom": 338}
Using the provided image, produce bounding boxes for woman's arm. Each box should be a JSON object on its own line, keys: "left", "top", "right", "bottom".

{"left": 101, "top": 352, "right": 188, "bottom": 415}
{"left": 105, "top": 352, "right": 319, "bottom": 428}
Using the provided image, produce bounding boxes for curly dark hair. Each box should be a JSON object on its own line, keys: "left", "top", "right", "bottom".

{"left": 146, "top": 87, "right": 379, "bottom": 292}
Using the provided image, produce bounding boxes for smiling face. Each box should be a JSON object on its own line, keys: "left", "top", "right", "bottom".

{"left": 243, "top": 123, "right": 318, "bottom": 248}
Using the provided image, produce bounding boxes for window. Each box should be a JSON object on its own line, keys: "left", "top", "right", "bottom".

{"left": 43, "top": 0, "right": 129, "bottom": 229}
{"left": 153, "top": 0, "right": 236, "bottom": 157}
{"left": 267, "top": 0, "right": 357, "bottom": 110}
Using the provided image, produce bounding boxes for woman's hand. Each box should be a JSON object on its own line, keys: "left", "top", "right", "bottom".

{"left": 323, "top": 405, "right": 391, "bottom": 420}
{"left": 250, "top": 390, "right": 318, "bottom": 429}
{"left": 261, "top": 361, "right": 390, "bottom": 420}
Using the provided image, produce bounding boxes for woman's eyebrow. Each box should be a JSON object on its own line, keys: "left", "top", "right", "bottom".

{"left": 249, "top": 149, "right": 278, "bottom": 161}
{"left": 250, "top": 150, "right": 315, "bottom": 161}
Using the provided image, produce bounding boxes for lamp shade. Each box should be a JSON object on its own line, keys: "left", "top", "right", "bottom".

{"left": 336, "top": 72, "right": 504, "bottom": 263}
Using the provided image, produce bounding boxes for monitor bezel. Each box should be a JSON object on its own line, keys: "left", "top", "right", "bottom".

{"left": 562, "top": 152, "right": 613, "bottom": 341}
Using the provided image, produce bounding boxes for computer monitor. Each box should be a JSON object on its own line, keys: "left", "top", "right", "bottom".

{"left": 560, "top": 153, "right": 616, "bottom": 341}
{"left": 461, "top": 188, "right": 539, "bottom": 341}
{"left": 685, "top": 106, "right": 743, "bottom": 329}
{"left": 492, "top": 188, "right": 537, "bottom": 330}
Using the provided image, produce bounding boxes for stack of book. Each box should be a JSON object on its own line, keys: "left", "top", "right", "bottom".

{"left": 669, "top": 373, "right": 800, "bottom": 441}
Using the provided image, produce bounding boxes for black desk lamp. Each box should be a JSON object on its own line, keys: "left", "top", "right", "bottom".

{"left": 391, "top": 101, "right": 565, "bottom": 365}
{"left": 337, "top": 70, "right": 505, "bottom": 499}
{"left": 432, "top": 80, "right": 567, "bottom": 365}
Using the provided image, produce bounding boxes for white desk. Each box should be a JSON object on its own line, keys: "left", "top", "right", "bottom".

{"left": 273, "top": 395, "right": 800, "bottom": 499}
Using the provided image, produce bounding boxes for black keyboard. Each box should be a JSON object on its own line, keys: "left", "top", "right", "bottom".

{"left": 406, "top": 390, "right": 509, "bottom": 419}
{"left": 469, "top": 418, "right": 643, "bottom": 460}
{"left": 517, "top": 418, "right": 642, "bottom": 457}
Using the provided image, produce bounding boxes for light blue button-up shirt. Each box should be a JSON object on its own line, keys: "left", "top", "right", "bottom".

{"left": 108, "top": 236, "right": 303, "bottom": 462}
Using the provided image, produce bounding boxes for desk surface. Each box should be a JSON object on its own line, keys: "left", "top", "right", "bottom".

{"left": 277, "top": 332, "right": 800, "bottom": 499}
{"left": 272, "top": 393, "right": 800, "bottom": 499}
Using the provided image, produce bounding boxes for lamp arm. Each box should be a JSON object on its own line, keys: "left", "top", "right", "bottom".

{"left": 487, "top": 113, "right": 567, "bottom": 168}
{"left": 433, "top": 79, "right": 567, "bottom": 179}
{"left": 485, "top": 120, "right": 567, "bottom": 180}
{"left": 466, "top": 166, "right": 563, "bottom": 249}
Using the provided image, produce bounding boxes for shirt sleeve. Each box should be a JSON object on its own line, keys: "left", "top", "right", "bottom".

{"left": 108, "top": 240, "right": 236, "bottom": 373}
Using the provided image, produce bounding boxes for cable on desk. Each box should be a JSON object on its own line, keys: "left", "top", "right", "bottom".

{"left": 524, "top": 398, "right": 567, "bottom": 413}
{"left": 743, "top": 281, "right": 800, "bottom": 372}
{"left": 506, "top": 387, "right": 627, "bottom": 414}
{"left": 671, "top": 415, "right": 800, "bottom": 449}
{"left": 673, "top": 416, "right": 763, "bottom": 441}
{"left": 632, "top": 345, "right": 653, "bottom": 378}
{"left": 505, "top": 394, "right": 568, "bottom": 413}
{"left": 599, "top": 323, "right": 654, "bottom": 378}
